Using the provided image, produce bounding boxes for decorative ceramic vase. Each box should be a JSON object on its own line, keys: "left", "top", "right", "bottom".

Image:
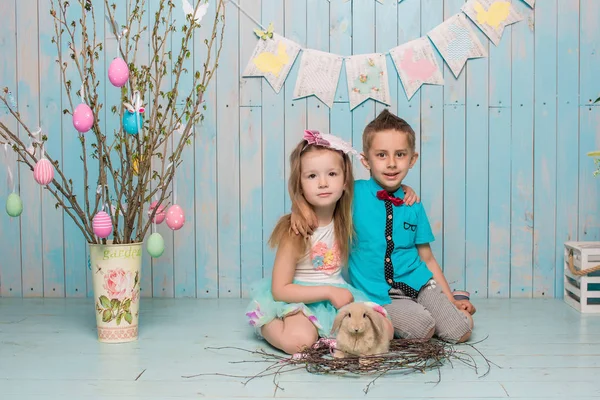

{"left": 89, "top": 242, "right": 142, "bottom": 343}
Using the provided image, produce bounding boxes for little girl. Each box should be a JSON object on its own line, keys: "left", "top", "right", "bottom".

{"left": 245, "top": 130, "right": 386, "bottom": 355}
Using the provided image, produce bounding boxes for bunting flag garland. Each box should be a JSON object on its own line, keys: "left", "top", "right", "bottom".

{"left": 427, "top": 14, "right": 488, "bottom": 78}
{"left": 242, "top": 33, "right": 301, "bottom": 94}
{"left": 461, "top": 0, "right": 523, "bottom": 46}
{"left": 236, "top": 0, "right": 535, "bottom": 108}
{"left": 345, "top": 53, "right": 391, "bottom": 110}
{"left": 389, "top": 37, "right": 444, "bottom": 100}
{"left": 293, "top": 49, "right": 343, "bottom": 108}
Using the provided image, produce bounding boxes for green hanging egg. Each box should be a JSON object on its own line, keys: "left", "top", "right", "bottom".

{"left": 5, "top": 192, "right": 23, "bottom": 217}
{"left": 146, "top": 232, "right": 165, "bottom": 258}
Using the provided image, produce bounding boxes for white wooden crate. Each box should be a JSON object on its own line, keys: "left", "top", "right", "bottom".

{"left": 564, "top": 241, "right": 600, "bottom": 313}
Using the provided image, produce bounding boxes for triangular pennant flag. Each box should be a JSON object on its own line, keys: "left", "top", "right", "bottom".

{"left": 389, "top": 37, "right": 444, "bottom": 100}
{"left": 462, "top": 0, "right": 523, "bottom": 46}
{"left": 345, "top": 53, "right": 391, "bottom": 110}
{"left": 293, "top": 49, "right": 343, "bottom": 108}
{"left": 242, "top": 33, "right": 301, "bottom": 93}
{"left": 427, "top": 13, "right": 487, "bottom": 78}
{"left": 523, "top": 0, "right": 534, "bottom": 7}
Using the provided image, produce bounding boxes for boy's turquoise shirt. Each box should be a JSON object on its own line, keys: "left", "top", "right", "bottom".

{"left": 349, "top": 178, "right": 435, "bottom": 305}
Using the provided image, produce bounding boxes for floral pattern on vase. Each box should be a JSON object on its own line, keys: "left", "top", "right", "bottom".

{"left": 95, "top": 269, "right": 140, "bottom": 326}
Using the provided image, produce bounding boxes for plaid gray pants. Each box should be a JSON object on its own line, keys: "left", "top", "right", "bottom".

{"left": 384, "top": 280, "right": 472, "bottom": 343}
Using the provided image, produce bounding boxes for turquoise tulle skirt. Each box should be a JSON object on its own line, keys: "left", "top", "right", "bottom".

{"left": 245, "top": 278, "right": 371, "bottom": 338}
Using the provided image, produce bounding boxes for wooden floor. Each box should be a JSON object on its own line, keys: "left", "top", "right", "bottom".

{"left": 1, "top": 298, "right": 600, "bottom": 399}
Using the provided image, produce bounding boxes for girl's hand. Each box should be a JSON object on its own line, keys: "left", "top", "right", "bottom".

{"left": 401, "top": 184, "right": 420, "bottom": 206}
{"left": 328, "top": 287, "right": 354, "bottom": 309}
{"left": 291, "top": 200, "right": 318, "bottom": 239}
{"left": 454, "top": 299, "right": 476, "bottom": 315}
{"left": 290, "top": 212, "right": 313, "bottom": 238}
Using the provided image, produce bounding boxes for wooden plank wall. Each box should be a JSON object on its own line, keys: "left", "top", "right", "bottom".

{"left": 0, "top": 0, "right": 599, "bottom": 299}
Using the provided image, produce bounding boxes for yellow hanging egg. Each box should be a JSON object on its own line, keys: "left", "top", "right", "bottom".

{"left": 132, "top": 157, "right": 144, "bottom": 176}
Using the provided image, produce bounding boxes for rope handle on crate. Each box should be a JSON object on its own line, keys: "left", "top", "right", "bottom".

{"left": 568, "top": 249, "right": 600, "bottom": 276}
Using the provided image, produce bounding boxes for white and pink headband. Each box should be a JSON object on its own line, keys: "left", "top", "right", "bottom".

{"left": 302, "top": 130, "right": 359, "bottom": 157}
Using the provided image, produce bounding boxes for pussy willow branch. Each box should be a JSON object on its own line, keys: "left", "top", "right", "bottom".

{"left": 51, "top": 1, "right": 94, "bottom": 225}
{"left": 138, "top": 0, "right": 226, "bottom": 242}
{"left": 2, "top": 0, "right": 225, "bottom": 244}
{"left": 50, "top": 0, "right": 118, "bottom": 243}
{"left": 131, "top": 0, "right": 176, "bottom": 242}
{"left": 135, "top": 0, "right": 198, "bottom": 238}
{"left": 101, "top": 0, "right": 153, "bottom": 242}
{"left": 0, "top": 112, "right": 95, "bottom": 244}
{"left": 88, "top": 1, "right": 110, "bottom": 223}
{"left": 145, "top": 0, "right": 176, "bottom": 239}
{"left": 113, "top": 0, "right": 174, "bottom": 241}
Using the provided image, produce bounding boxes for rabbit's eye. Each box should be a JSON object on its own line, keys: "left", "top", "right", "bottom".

{"left": 363, "top": 313, "right": 366, "bottom": 318}
{"left": 347, "top": 313, "right": 351, "bottom": 318}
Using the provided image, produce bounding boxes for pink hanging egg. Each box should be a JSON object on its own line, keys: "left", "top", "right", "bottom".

{"left": 73, "top": 103, "right": 94, "bottom": 133}
{"left": 33, "top": 159, "right": 54, "bottom": 185}
{"left": 108, "top": 57, "right": 130, "bottom": 87}
{"left": 92, "top": 210, "right": 113, "bottom": 238}
{"left": 165, "top": 204, "right": 185, "bottom": 231}
{"left": 148, "top": 200, "right": 166, "bottom": 224}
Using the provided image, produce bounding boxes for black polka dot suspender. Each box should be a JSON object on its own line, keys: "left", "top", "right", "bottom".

{"left": 382, "top": 194, "right": 420, "bottom": 299}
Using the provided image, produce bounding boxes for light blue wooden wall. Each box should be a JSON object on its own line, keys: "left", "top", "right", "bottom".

{"left": 1, "top": 0, "right": 599, "bottom": 299}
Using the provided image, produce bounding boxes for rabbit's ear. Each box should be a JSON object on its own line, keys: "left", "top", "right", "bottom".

{"left": 365, "top": 307, "right": 386, "bottom": 339}
{"left": 330, "top": 308, "right": 348, "bottom": 336}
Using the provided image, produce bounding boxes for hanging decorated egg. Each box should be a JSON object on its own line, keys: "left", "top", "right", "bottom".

{"left": 146, "top": 232, "right": 165, "bottom": 258}
{"left": 108, "top": 57, "right": 129, "bottom": 87}
{"left": 92, "top": 210, "right": 112, "bottom": 238}
{"left": 132, "top": 157, "right": 145, "bottom": 176}
{"left": 122, "top": 111, "right": 144, "bottom": 135}
{"left": 122, "top": 91, "right": 145, "bottom": 135}
{"left": 33, "top": 159, "right": 54, "bottom": 185}
{"left": 5, "top": 192, "right": 23, "bottom": 217}
{"left": 73, "top": 103, "right": 94, "bottom": 133}
{"left": 165, "top": 204, "right": 185, "bottom": 230}
{"left": 147, "top": 200, "right": 166, "bottom": 224}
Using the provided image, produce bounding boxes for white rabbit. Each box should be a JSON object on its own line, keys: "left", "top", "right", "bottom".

{"left": 330, "top": 302, "right": 391, "bottom": 358}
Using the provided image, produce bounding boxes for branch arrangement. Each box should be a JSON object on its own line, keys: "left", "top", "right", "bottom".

{"left": 0, "top": 0, "right": 226, "bottom": 245}
{"left": 183, "top": 337, "right": 495, "bottom": 395}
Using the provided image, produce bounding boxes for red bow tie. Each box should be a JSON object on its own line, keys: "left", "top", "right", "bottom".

{"left": 377, "top": 190, "right": 404, "bottom": 206}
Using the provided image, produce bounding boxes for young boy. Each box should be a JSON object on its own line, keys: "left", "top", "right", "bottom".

{"left": 292, "top": 110, "right": 474, "bottom": 343}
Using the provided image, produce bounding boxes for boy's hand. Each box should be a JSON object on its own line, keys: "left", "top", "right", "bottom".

{"left": 291, "top": 200, "right": 318, "bottom": 239}
{"left": 401, "top": 184, "right": 420, "bottom": 206}
{"left": 328, "top": 287, "right": 354, "bottom": 309}
{"left": 454, "top": 299, "right": 476, "bottom": 315}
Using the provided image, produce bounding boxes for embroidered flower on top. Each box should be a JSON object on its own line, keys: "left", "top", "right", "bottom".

{"left": 311, "top": 242, "right": 341, "bottom": 274}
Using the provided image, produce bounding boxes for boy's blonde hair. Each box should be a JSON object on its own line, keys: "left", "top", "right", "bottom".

{"left": 268, "top": 140, "right": 355, "bottom": 263}
{"left": 362, "top": 109, "right": 416, "bottom": 154}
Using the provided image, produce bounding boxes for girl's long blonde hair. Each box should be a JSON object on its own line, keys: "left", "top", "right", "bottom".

{"left": 268, "top": 139, "right": 355, "bottom": 263}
